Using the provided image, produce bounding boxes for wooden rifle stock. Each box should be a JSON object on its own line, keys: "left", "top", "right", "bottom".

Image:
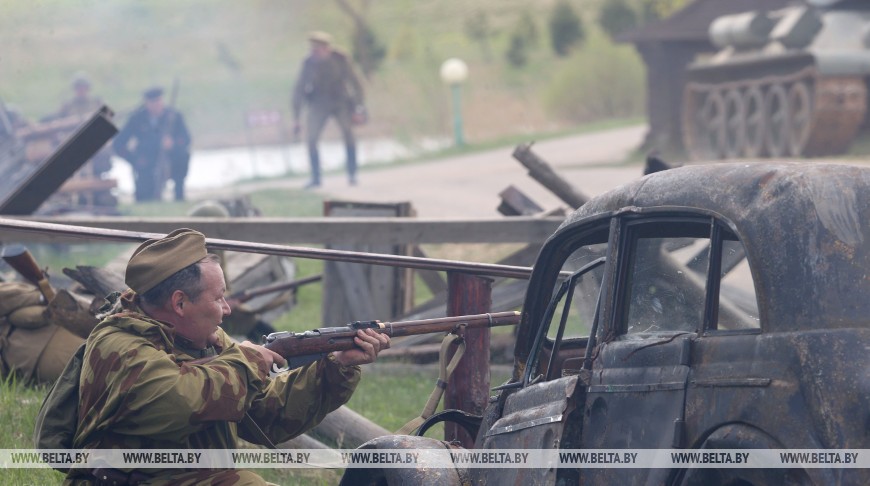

{"left": 1, "top": 244, "right": 55, "bottom": 302}
{"left": 264, "top": 311, "right": 521, "bottom": 369}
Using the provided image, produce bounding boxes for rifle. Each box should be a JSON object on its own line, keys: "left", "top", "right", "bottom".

{"left": 227, "top": 274, "right": 322, "bottom": 306}
{"left": 1, "top": 244, "right": 55, "bottom": 303}
{"left": 154, "top": 77, "right": 180, "bottom": 199}
{"left": 264, "top": 311, "right": 521, "bottom": 369}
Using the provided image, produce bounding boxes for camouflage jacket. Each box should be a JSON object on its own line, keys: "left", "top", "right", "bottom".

{"left": 66, "top": 292, "right": 360, "bottom": 482}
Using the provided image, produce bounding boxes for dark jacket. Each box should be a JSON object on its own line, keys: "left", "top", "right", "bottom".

{"left": 112, "top": 106, "right": 191, "bottom": 177}
{"left": 292, "top": 49, "right": 364, "bottom": 119}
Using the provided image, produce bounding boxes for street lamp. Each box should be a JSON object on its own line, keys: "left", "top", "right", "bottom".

{"left": 440, "top": 58, "right": 469, "bottom": 147}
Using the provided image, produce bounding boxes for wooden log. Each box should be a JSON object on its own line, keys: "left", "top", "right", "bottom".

{"left": 62, "top": 265, "right": 126, "bottom": 300}
{"left": 44, "top": 288, "right": 99, "bottom": 339}
{"left": 308, "top": 405, "right": 390, "bottom": 449}
{"left": 444, "top": 272, "right": 493, "bottom": 448}
{"left": 512, "top": 142, "right": 590, "bottom": 209}
{"left": 276, "top": 433, "right": 330, "bottom": 450}
{"left": 497, "top": 184, "right": 544, "bottom": 216}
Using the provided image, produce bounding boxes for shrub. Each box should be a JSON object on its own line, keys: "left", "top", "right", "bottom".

{"left": 599, "top": 0, "right": 638, "bottom": 39}
{"left": 506, "top": 31, "right": 529, "bottom": 68}
{"left": 548, "top": 0, "right": 585, "bottom": 57}
{"left": 543, "top": 31, "right": 645, "bottom": 123}
{"left": 352, "top": 23, "right": 386, "bottom": 77}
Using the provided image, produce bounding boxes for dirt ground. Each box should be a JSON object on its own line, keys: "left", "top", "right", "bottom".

{"left": 196, "top": 124, "right": 648, "bottom": 217}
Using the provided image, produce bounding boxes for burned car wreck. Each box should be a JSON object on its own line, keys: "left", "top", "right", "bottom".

{"left": 343, "top": 162, "right": 870, "bottom": 485}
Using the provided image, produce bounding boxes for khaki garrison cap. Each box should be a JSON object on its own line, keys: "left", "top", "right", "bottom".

{"left": 125, "top": 228, "right": 208, "bottom": 294}
{"left": 308, "top": 31, "right": 333, "bottom": 45}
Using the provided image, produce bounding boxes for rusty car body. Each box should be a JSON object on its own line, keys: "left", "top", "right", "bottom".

{"left": 343, "top": 162, "right": 870, "bottom": 485}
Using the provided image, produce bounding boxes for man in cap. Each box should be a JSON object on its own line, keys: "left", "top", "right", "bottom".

{"left": 292, "top": 31, "right": 366, "bottom": 188}
{"left": 58, "top": 72, "right": 104, "bottom": 118}
{"left": 65, "top": 229, "right": 388, "bottom": 485}
{"left": 113, "top": 87, "right": 191, "bottom": 202}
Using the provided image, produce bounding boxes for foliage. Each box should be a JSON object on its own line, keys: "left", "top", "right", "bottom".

{"left": 637, "top": 0, "right": 690, "bottom": 21}
{"left": 352, "top": 22, "right": 387, "bottom": 77}
{"left": 548, "top": 1, "right": 585, "bottom": 57}
{"left": 515, "top": 10, "right": 539, "bottom": 47}
{"left": 463, "top": 10, "right": 494, "bottom": 62}
{"left": 505, "top": 31, "right": 529, "bottom": 68}
{"left": 599, "top": 0, "right": 638, "bottom": 39}
{"left": 543, "top": 31, "right": 645, "bottom": 123}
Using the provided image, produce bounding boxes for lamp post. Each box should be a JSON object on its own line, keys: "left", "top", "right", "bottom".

{"left": 440, "top": 58, "right": 469, "bottom": 147}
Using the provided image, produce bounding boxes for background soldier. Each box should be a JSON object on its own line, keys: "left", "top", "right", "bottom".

{"left": 113, "top": 87, "right": 191, "bottom": 202}
{"left": 57, "top": 72, "right": 103, "bottom": 118}
{"left": 292, "top": 31, "right": 366, "bottom": 188}
{"left": 56, "top": 73, "right": 115, "bottom": 206}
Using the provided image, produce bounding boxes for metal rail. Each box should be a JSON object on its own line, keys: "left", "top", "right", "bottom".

{"left": 0, "top": 217, "right": 535, "bottom": 279}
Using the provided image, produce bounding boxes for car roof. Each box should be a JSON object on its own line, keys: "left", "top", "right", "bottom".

{"left": 561, "top": 162, "right": 870, "bottom": 330}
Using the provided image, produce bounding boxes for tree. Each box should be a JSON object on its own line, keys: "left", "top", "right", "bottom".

{"left": 464, "top": 10, "right": 494, "bottom": 62}
{"left": 334, "top": 0, "right": 386, "bottom": 77}
{"left": 599, "top": 0, "right": 638, "bottom": 39}
{"left": 506, "top": 31, "right": 529, "bottom": 68}
{"left": 548, "top": 1, "right": 585, "bottom": 57}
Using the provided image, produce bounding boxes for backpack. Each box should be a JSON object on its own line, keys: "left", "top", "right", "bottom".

{"left": 33, "top": 343, "right": 85, "bottom": 473}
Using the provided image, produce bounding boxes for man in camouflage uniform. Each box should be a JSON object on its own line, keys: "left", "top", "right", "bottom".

{"left": 66, "top": 228, "right": 389, "bottom": 485}
{"left": 292, "top": 31, "right": 366, "bottom": 188}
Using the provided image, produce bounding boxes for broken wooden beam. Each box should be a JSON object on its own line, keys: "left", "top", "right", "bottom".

{"left": 512, "top": 142, "right": 590, "bottom": 209}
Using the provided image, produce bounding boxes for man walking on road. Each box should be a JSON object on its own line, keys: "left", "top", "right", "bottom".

{"left": 113, "top": 87, "right": 191, "bottom": 202}
{"left": 292, "top": 31, "right": 366, "bottom": 188}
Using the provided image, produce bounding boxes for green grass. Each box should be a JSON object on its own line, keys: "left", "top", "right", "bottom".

{"left": 0, "top": 376, "right": 68, "bottom": 484}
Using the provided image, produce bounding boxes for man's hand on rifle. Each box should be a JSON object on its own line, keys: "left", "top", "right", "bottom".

{"left": 162, "top": 135, "right": 174, "bottom": 150}
{"left": 333, "top": 328, "right": 390, "bottom": 367}
{"left": 239, "top": 340, "right": 287, "bottom": 370}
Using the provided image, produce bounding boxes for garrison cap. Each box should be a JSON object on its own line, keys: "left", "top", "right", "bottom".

{"left": 143, "top": 86, "right": 164, "bottom": 100}
{"left": 72, "top": 72, "right": 91, "bottom": 89}
{"left": 308, "top": 31, "right": 333, "bottom": 45}
{"left": 125, "top": 228, "right": 207, "bottom": 294}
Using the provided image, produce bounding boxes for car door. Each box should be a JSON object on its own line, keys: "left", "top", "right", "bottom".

{"left": 580, "top": 214, "right": 717, "bottom": 484}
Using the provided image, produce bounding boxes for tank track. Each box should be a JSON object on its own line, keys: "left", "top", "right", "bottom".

{"left": 682, "top": 67, "right": 867, "bottom": 160}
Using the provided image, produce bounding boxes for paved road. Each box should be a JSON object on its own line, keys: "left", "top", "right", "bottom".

{"left": 195, "top": 125, "right": 648, "bottom": 218}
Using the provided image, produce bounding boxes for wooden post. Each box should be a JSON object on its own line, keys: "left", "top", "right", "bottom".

{"left": 444, "top": 271, "right": 493, "bottom": 448}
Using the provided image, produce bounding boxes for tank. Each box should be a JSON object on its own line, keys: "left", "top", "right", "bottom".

{"left": 682, "top": 0, "right": 870, "bottom": 160}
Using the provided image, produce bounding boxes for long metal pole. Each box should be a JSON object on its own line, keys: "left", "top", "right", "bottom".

{"left": 0, "top": 217, "right": 534, "bottom": 279}
{"left": 451, "top": 83, "right": 464, "bottom": 147}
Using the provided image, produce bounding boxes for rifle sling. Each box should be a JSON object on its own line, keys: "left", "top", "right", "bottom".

{"left": 241, "top": 413, "right": 278, "bottom": 450}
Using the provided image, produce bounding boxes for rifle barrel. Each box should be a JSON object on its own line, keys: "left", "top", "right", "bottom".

{"left": 263, "top": 311, "right": 521, "bottom": 359}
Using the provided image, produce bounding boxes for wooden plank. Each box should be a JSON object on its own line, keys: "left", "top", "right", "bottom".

{"left": 322, "top": 200, "right": 414, "bottom": 324}
{"left": 498, "top": 184, "right": 544, "bottom": 216}
{"left": 9, "top": 216, "right": 563, "bottom": 245}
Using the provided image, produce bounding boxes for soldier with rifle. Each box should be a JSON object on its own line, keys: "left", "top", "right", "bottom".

{"left": 49, "top": 228, "right": 389, "bottom": 485}
{"left": 112, "top": 86, "right": 191, "bottom": 202}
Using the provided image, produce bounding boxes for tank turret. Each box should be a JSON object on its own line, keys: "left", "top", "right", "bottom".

{"left": 682, "top": 2, "right": 870, "bottom": 159}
